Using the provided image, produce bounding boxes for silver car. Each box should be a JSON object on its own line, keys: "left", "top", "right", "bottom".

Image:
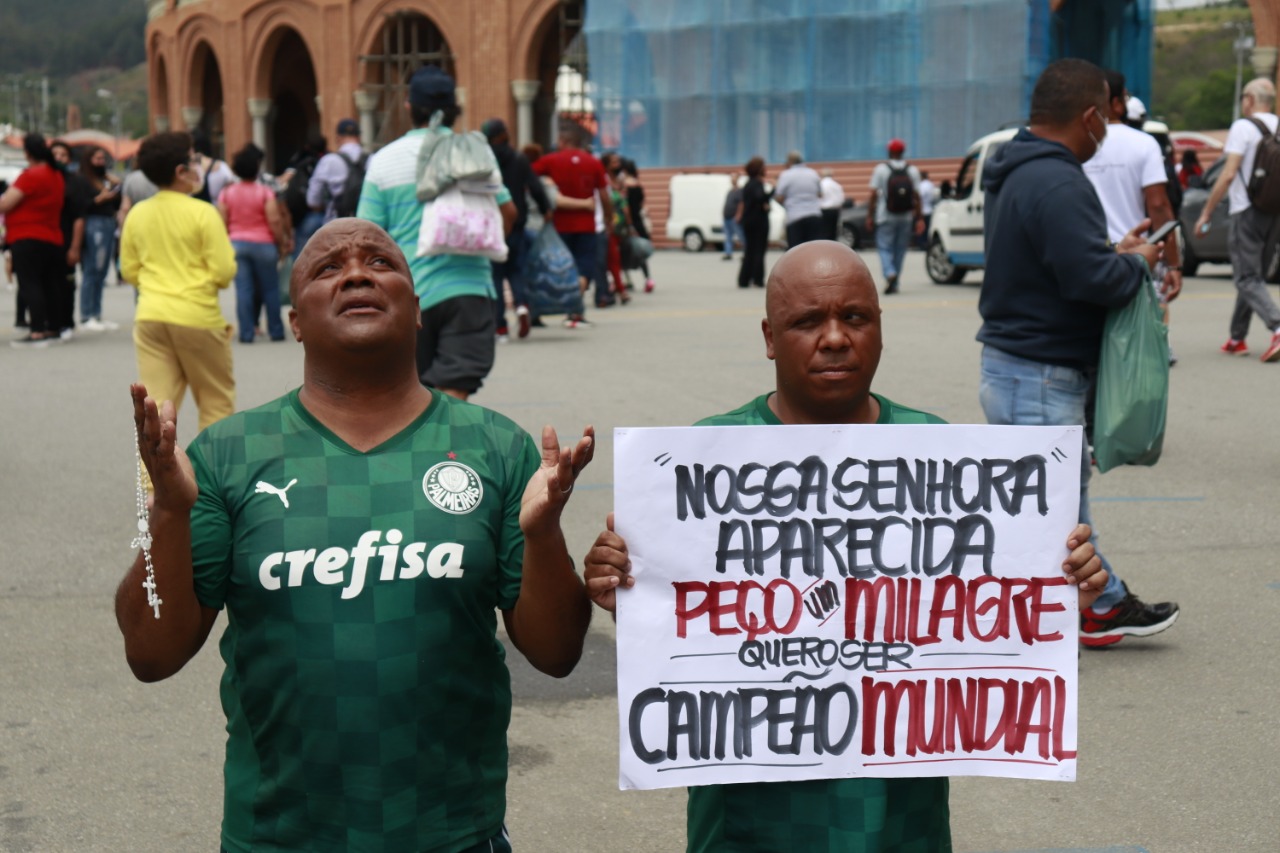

{"left": 1179, "top": 158, "right": 1280, "bottom": 282}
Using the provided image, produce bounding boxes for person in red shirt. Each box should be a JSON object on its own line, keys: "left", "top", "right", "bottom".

{"left": 0, "top": 134, "right": 66, "bottom": 347}
{"left": 532, "top": 121, "right": 613, "bottom": 327}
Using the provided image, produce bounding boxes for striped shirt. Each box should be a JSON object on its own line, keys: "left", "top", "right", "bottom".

{"left": 357, "top": 127, "right": 511, "bottom": 311}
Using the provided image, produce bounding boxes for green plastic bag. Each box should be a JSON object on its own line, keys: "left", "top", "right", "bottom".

{"left": 1093, "top": 276, "right": 1169, "bottom": 473}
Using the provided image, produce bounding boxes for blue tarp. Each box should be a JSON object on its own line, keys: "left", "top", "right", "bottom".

{"left": 584, "top": 0, "right": 1152, "bottom": 166}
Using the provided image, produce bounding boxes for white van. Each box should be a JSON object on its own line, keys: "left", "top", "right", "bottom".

{"left": 666, "top": 173, "right": 785, "bottom": 251}
{"left": 927, "top": 121, "right": 1170, "bottom": 284}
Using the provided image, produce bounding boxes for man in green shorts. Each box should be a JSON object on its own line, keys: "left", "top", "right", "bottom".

{"left": 117, "top": 218, "right": 594, "bottom": 852}
{"left": 583, "top": 241, "right": 1108, "bottom": 852}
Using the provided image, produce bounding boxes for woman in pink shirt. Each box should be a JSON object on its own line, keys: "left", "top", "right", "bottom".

{"left": 217, "top": 145, "right": 291, "bottom": 342}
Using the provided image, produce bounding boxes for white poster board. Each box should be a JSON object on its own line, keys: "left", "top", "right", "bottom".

{"left": 613, "top": 424, "right": 1083, "bottom": 791}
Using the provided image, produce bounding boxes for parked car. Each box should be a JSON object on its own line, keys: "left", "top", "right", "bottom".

{"left": 666, "top": 173, "right": 785, "bottom": 251}
{"left": 1179, "top": 157, "right": 1280, "bottom": 282}
{"left": 837, "top": 199, "right": 874, "bottom": 250}
{"left": 926, "top": 120, "right": 1196, "bottom": 285}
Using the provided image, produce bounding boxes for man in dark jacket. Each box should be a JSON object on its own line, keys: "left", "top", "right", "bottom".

{"left": 978, "top": 58, "right": 1179, "bottom": 648}
{"left": 483, "top": 118, "right": 552, "bottom": 340}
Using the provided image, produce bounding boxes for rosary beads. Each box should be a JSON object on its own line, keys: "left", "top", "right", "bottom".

{"left": 133, "top": 425, "right": 162, "bottom": 619}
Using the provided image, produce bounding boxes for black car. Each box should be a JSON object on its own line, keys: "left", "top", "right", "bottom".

{"left": 837, "top": 199, "right": 874, "bottom": 250}
{"left": 1179, "top": 157, "right": 1280, "bottom": 282}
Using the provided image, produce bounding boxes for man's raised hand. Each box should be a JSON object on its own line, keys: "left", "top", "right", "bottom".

{"left": 131, "top": 384, "right": 198, "bottom": 513}
{"left": 519, "top": 424, "right": 594, "bottom": 534}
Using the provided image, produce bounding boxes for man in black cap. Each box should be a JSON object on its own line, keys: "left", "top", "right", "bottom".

{"left": 308, "top": 118, "right": 366, "bottom": 222}
{"left": 482, "top": 117, "right": 551, "bottom": 340}
{"left": 357, "top": 66, "right": 517, "bottom": 401}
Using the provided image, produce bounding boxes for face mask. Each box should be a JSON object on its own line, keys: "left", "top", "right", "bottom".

{"left": 91, "top": 164, "right": 107, "bottom": 177}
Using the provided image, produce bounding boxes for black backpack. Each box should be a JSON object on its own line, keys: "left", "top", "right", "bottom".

{"left": 884, "top": 164, "right": 916, "bottom": 214}
{"left": 1243, "top": 117, "right": 1280, "bottom": 215}
{"left": 280, "top": 156, "right": 316, "bottom": 228}
{"left": 331, "top": 152, "right": 369, "bottom": 219}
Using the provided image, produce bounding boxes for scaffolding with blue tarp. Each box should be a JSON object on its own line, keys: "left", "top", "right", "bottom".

{"left": 584, "top": 0, "right": 1153, "bottom": 166}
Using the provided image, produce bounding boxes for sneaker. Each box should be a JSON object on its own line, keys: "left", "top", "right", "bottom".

{"left": 80, "top": 318, "right": 107, "bottom": 332}
{"left": 563, "top": 315, "right": 593, "bottom": 329}
{"left": 495, "top": 332, "right": 510, "bottom": 344}
{"left": 1262, "top": 332, "right": 1280, "bottom": 363}
{"left": 10, "top": 334, "right": 52, "bottom": 349}
{"left": 883, "top": 275, "right": 899, "bottom": 295}
{"left": 516, "top": 305, "right": 531, "bottom": 339}
{"left": 1080, "top": 590, "right": 1179, "bottom": 647}
{"left": 1220, "top": 339, "right": 1249, "bottom": 356}
{"left": 644, "top": 279, "right": 656, "bottom": 293}
{"left": 60, "top": 327, "right": 74, "bottom": 342}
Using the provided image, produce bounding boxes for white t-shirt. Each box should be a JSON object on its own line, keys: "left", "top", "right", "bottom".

{"left": 869, "top": 160, "right": 921, "bottom": 224}
{"left": 1224, "top": 112, "right": 1279, "bottom": 215}
{"left": 1082, "top": 122, "right": 1168, "bottom": 243}
{"left": 918, "top": 178, "right": 937, "bottom": 215}
{"left": 774, "top": 165, "right": 823, "bottom": 224}
{"left": 819, "top": 176, "right": 844, "bottom": 210}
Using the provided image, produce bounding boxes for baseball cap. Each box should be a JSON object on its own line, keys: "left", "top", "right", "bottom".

{"left": 335, "top": 118, "right": 359, "bottom": 137}
{"left": 1126, "top": 96, "right": 1147, "bottom": 122}
{"left": 409, "top": 66, "right": 456, "bottom": 108}
{"left": 481, "top": 118, "right": 508, "bottom": 140}
{"left": 887, "top": 138, "right": 906, "bottom": 155}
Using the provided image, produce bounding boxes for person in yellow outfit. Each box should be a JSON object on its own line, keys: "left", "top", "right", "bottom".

{"left": 120, "top": 131, "right": 237, "bottom": 431}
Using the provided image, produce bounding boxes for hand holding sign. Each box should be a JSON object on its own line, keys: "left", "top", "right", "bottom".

{"left": 1063, "top": 523, "right": 1105, "bottom": 610}
{"left": 584, "top": 512, "right": 634, "bottom": 612}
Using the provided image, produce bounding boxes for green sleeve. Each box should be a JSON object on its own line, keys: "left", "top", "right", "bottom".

{"left": 187, "top": 440, "right": 233, "bottom": 610}
{"left": 496, "top": 429, "right": 541, "bottom": 611}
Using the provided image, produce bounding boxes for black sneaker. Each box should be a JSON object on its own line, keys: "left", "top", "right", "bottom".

{"left": 1080, "top": 589, "right": 1179, "bottom": 648}
{"left": 10, "top": 334, "right": 52, "bottom": 349}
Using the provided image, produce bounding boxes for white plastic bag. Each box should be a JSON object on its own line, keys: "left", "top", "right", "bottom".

{"left": 416, "top": 185, "right": 508, "bottom": 261}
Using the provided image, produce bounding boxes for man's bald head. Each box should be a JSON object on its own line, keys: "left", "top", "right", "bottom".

{"left": 292, "top": 218, "right": 409, "bottom": 303}
{"left": 765, "top": 241, "right": 878, "bottom": 322}
{"left": 761, "top": 241, "right": 883, "bottom": 425}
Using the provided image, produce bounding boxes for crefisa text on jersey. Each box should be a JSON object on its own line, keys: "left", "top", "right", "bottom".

{"left": 257, "top": 529, "right": 464, "bottom": 599}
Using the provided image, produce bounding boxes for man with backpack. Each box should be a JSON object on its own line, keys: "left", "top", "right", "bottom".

{"left": 307, "top": 119, "right": 367, "bottom": 223}
{"left": 865, "top": 138, "right": 921, "bottom": 294}
{"left": 1193, "top": 77, "right": 1280, "bottom": 363}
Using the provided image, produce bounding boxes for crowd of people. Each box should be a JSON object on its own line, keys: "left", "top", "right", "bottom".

{"left": 0, "top": 51, "right": 1271, "bottom": 852}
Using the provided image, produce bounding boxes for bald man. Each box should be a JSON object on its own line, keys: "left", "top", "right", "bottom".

{"left": 118, "top": 218, "right": 595, "bottom": 853}
{"left": 584, "top": 241, "right": 1108, "bottom": 853}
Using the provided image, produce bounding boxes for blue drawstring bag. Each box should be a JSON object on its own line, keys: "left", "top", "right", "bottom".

{"left": 1093, "top": 276, "right": 1169, "bottom": 473}
{"left": 527, "top": 224, "right": 584, "bottom": 317}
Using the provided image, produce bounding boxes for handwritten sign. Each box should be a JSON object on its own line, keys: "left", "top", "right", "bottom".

{"left": 613, "top": 424, "right": 1083, "bottom": 791}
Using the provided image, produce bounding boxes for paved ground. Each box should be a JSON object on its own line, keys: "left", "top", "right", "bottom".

{"left": 0, "top": 248, "right": 1276, "bottom": 852}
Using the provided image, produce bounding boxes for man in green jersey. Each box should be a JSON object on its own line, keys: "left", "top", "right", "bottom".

{"left": 117, "top": 218, "right": 594, "bottom": 852}
{"left": 583, "top": 241, "right": 1108, "bottom": 852}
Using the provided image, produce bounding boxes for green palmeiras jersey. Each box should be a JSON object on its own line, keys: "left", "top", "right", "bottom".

{"left": 687, "top": 392, "right": 953, "bottom": 853}
{"left": 186, "top": 389, "right": 539, "bottom": 853}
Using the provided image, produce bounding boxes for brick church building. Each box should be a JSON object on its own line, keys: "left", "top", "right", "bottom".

{"left": 144, "top": 0, "right": 587, "bottom": 171}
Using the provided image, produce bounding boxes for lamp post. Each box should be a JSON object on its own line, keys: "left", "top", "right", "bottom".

{"left": 1227, "top": 21, "right": 1255, "bottom": 123}
{"left": 97, "top": 88, "right": 122, "bottom": 163}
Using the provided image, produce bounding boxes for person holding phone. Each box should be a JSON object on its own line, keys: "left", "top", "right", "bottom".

{"left": 80, "top": 145, "right": 123, "bottom": 332}
{"left": 1082, "top": 69, "right": 1182, "bottom": 363}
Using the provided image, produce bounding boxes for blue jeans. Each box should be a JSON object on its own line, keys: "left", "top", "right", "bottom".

{"left": 722, "top": 217, "right": 743, "bottom": 257}
{"left": 292, "top": 210, "right": 325, "bottom": 260}
{"left": 978, "top": 345, "right": 1125, "bottom": 610}
{"left": 232, "top": 241, "right": 284, "bottom": 342}
{"left": 79, "top": 215, "right": 116, "bottom": 321}
{"left": 874, "top": 215, "right": 912, "bottom": 281}
{"left": 491, "top": 226, "right": 531, "bottom": 328}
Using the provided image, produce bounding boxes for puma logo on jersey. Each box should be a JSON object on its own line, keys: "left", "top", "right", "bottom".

{"left": 255, "top": 479, "right": 298, "bottom": 508}
{"left": 257, "top": 528, "right": 465, "bottom": 599}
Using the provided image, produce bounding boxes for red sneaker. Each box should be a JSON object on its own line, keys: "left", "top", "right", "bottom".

{"left": 1220, "top": 339, "right": 1249, "bottom": 356}
{"left": 1262, "top": 333, "right": 1280, "bottom": 363}
{"left": 516, "top": 305, "right": 531, "bottom": 339}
